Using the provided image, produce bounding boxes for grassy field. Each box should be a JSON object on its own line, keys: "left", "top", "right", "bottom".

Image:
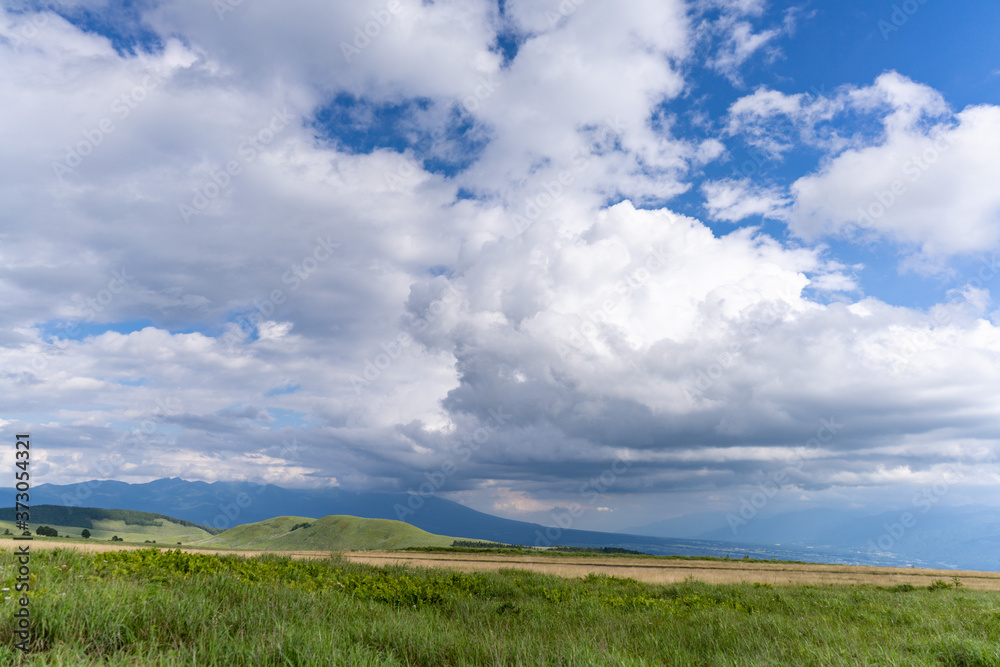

{"left": 344, "top": 550, "right": 1000, "bottom": 590}
{"left": 0, "top": 519, "right": 212, "bottom": 545}
{"left": 0, "top": 506, "right": 215, "bottom": 545}
{"left": 2, "top": 545, "right": 1000, "bottom": 665}
{"left": 189, "top": 515, "right": 462, "bottom": 551}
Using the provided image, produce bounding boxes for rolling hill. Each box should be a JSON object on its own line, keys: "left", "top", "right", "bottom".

{"left": 193, "top": 515, "right": 461, "bottom": 551}
{"left": 0, "top": 504, "right": 217, "bottom": 543}
{"left": 11, "top": 479, "right": 998, "bottom": 570}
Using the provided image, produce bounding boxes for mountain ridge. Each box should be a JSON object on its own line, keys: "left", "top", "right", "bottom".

{"left": 6, "top": 478, "right": 999, "bottom": 570}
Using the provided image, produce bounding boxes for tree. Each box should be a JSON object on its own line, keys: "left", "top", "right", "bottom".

{"left": 35, "top": 526, "right": 58, "bottom": 537}
{"left": 81, "top": 529, "right": 91, "bottom": 539}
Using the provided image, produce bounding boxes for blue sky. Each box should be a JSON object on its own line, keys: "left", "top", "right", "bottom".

{"left": 2, "top": 0, "right": 1000, "bottom": 531}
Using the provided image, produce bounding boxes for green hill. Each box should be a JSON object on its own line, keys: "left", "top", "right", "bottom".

{"left": 0, "top": 505, "right": 217, "bottom": 543}
{"left": 193, "top": 515, "right": 461, "bottom": 551}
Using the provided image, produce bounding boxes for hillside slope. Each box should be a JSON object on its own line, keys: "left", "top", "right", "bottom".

{"left": 195, "top": 514, "right": 461, "bottom": 551}
{"left": 0, "top": 504, "right": 216, "bottom": 543}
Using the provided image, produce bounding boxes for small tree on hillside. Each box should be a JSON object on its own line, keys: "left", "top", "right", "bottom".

{"left": 81, "top": 529, "right": 91, "bottom": 539}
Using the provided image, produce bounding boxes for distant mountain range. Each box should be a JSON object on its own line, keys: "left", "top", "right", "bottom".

{"left": 3, "top": 478, "right": 754, "bottom": 558}
{"left": 4, "top": 478, "right": 999, "bottom": 571}
{"left": 627, "top": 505, "right": 1000, "bottom": 571}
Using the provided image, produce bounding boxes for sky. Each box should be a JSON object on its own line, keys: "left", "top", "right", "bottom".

{"left": 2, "top": 0, "right": 1000, "bottom": 533}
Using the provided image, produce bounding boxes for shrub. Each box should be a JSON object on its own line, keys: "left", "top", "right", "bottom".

{"left": 928, "top": 579, "right": 952, "bottom": 591}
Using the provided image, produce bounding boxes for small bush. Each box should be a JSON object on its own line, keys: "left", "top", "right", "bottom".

{"left": 928, "top": 579, "right": 952, "bottom": 591}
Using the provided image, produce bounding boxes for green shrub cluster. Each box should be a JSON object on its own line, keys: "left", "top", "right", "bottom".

{"left": 451, "top": 540, "right": 525, "bottom": 549}
{"left": 550, "top": 546, "right": 645, "bottom": 555}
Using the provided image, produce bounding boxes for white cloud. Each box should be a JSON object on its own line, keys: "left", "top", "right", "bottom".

{"left": 3, "top": 3, "right": 1000, "bottom": 525}
{"left": 724, "top": 72, "right": 1000, "bottom": 263}
{"left": 787, "top": 76, "right": 1000, "bottom": 261}
{"left": 702, "top": 178, "right": 789, "bottom": 221}
{"left": 695, "top": 0, "right": 795, "bottom": 84}
{"left": 726, "top": 86, "right": 843, "bottom": 156}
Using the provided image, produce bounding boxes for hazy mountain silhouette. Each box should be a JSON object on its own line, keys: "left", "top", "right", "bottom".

{"left": 6, "top": 478, "right": 998, "bottom": 570}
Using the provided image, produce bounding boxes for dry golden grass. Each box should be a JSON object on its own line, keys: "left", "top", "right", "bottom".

{"left": 341, "top": 551, "right": 1000, "bottom": 590}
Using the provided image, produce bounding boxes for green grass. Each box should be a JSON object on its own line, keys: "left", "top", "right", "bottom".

{"left": 403, "top": 545, "right": 811, "bottom": 564}
{"left": 0, "top": 506, "right": 216, "bottom": 545}
{"left": 0, "top": 506, "right": 218, "bottom": 535}
{"left": 1, "top": 547, "right": 999, "bottom": 666}
{"left": 192, "top": 515, "right": 462, "bottom": 551}
{"left": 0, "top": 518, "right": 212, "bottom": 545}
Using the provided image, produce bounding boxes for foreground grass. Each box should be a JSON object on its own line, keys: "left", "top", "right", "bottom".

{"left": 1, "top": 548, "right": 998, "bottom": 666}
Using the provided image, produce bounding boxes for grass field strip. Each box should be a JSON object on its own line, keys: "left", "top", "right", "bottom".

{"left": 343, "top": 551, "right": 1000, "bottom": 590}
